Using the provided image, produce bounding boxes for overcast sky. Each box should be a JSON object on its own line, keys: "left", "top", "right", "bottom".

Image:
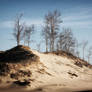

{"left": 0, "top": 0, "right": 92, "bottom": 62}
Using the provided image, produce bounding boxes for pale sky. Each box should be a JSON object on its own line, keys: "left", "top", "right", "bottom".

{"left": 0, "top": 0, "right": 92, "bottom": 62}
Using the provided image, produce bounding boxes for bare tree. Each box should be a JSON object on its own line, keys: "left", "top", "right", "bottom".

{"left": 56, "top": 40, "right": 60, "bottom": 51}
{"left": 42, "top": 25, "right": 50, "bottom": 52}
{"left": 75, "top": 40, "right": 82, "bottom": 57}
{"left": 82, "top": 41, "right": 88, "bottom": 60}
{"left": 36, "top": 42, "right": 41, "bottom": 52}
{"left": 23, "top": 25, "right": 34, "bottom": 46}
{"left": 87, "top": 46, "right": 92, "bottom": 63}
{"left": 13, "top": 13, "right": 24, "bottom": 46}
{"left": 57, "top": 32, "right": 64, "bottom": 51}
{"left": 45, "top": 10, "right": 62, "bottom": 52}
{"left": 57, "top": 28, "right": 76, "bottom": 54}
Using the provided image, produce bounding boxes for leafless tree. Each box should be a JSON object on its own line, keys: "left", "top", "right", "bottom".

{"left": 36, "top": 43, "right": 41, "bottom": 52}
{"left": 75, "top": 40, "right": 82, "bottom": 57}
{"left": 57, "top": 32, "right": 64, "bottom": 51}
{"left": 42, "top": 25, "right": 50, "bottom": 52}
{"left": 45, "top": 10, "right": 62, "bottom": 52}
{"left": 23, "top": 25, "right": 34, "bottom": 46}
{"left": 13, "top": 13, "right": 24, "bottom": 46}
{"left": 82, "top": 41, "right": 88, "bottom": 60}
{"left": 57, "top": 28, "right": 76, "bottom": 54}
{"left": 87, "top": 46, "right": 92, "bottom": 63}
{"left": 56, "top": 40, "right": 60, "bottom": 51}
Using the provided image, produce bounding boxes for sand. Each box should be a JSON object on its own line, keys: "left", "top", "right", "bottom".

{"left": 0, "top": 49, "right": 92, "bottom": 92}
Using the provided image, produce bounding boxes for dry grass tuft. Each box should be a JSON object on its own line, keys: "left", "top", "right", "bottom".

{"left": 0, "top": 45, "right": 39, "bottom": 63}
{"left": 0, "top": 45, "right": 40, "bottom": 77}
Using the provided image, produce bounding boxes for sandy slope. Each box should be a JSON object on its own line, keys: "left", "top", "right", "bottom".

{"left": 0, "top": 49, "right": 92, "bottom": 92}
{"left": 32, "top": 50, "right": 92, "bottom": 91}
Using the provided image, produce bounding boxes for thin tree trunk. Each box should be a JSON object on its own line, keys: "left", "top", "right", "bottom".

{"left": 46, "top": 39, "right": 48, "bottom": 52}
{"left": 83, "top": 48, "right": 84, "bottom": 60}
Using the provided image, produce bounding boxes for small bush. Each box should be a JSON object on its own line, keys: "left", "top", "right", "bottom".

{"left": 10, "top": 70, "right": 31, "bottom": 79}
{"left": 0, "top": 63, "right": 10, "bottom": 76}
{"left": 13, "top": 80, "right": 30, "bottom": 86}
{"left": 75, "top": 62, "right": 83, "bottom": 68}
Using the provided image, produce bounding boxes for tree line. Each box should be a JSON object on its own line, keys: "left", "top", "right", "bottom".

{"left": 12, "top": 10, "right": 92, "bottom": 63}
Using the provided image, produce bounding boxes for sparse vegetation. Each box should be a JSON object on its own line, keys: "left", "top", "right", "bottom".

{"left": 0, "top": 45, "right": 39, "bottom": 63}
{"left": 74, "top": 62, "right": 83, "bottom": 68}
{"left": 13, "top": 13, "right": 24, "bottom": 46}
{"left": 23, "top": 25, "right": 35, "bottom": 46}
{"left": 13, "top": 80, "right": 30, "bottom": 86}
{"left": 8, "top": 10, "right": 92, "bottom": 64}
{"left": 0, "top": 63, "right": 10, "bottom": 76}
{"left": 42, "top": 10, "right": 62, "bottom": 52}
{"left": 0, "top": 1, "right": 92, "bottom": 92}
{"left": 57, "top": 28, "right": 76, "bottom": 54}
{"left": 0, "top": 45, "right": 39, "bottom": 78}
{"left": 45, "top": 50, "right": 92, "bottom": 68}
{"left": 10, "top": 70, "right": 31, "bottom": 79}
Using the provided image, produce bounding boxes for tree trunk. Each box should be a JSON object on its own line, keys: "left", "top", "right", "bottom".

{"left": 17, "top": 32, "right": 20, "bottom": 46}
{"left": 46, "top": 39, "right": 48, "bottom": 52}
{"left": 83, "top": 48, "right": 84, "bottom": 60}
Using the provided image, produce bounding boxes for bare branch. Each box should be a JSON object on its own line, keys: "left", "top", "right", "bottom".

{"left": 13, "top": 13, "right": 24, "bottom": 46}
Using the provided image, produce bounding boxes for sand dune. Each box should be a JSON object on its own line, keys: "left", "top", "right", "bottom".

{"left": 0, "top": 46, "right": 92, "bottom": 92}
